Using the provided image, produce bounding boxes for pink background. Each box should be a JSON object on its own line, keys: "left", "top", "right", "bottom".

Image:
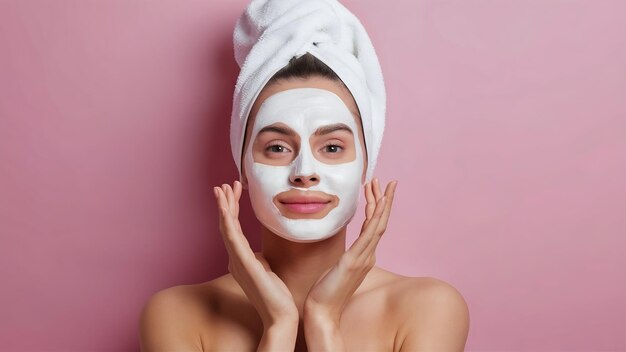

{"left": 1, "top": 0, "right": 625, "bottom": 351}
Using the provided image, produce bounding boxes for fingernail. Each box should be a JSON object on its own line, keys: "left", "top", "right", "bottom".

{"left": 213, "top": 187, "right": 218, "bottom": 197}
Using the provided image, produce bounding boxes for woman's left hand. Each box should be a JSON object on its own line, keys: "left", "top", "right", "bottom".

{"left": 303, "top": 177, "right": 398, "bottom": 326}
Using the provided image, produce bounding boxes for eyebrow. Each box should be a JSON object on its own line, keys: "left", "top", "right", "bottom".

{"left": 258, "top": 123, "right": 353, "bottom": 137}
{"left": 258, "top": 125, "right": 297, "bottom": 137}
{"left": 314, "top": 123, "right": 353, "bottom": 136}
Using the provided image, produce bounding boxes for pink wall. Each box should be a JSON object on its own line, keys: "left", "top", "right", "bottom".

{"left": 1, "top": 0, "right": 624, "bottom": 350}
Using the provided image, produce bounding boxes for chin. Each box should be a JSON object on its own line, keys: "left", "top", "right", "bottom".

{"left": 279, "top": 234, "right": 335, "bottom": 243}
{"left": 271, "top": 225, "right": 346, "bottom": 243}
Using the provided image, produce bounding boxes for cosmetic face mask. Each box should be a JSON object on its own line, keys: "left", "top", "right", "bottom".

{"left": 243, "top": 87, "right": 364, "bottom": 243}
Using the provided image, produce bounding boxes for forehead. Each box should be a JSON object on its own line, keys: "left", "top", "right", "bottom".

{"left": 252, "top": 88, "right": 356, "bottom": 132}
{"left": 249, "top": 76, "right": 360, "bottom": 122}
{"left": 241, "top": 80, "right": 366, "bottom": 167}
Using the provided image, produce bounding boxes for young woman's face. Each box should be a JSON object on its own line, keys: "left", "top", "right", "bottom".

{"left": 241, "top": 76, "right": 368, "bottom": 242}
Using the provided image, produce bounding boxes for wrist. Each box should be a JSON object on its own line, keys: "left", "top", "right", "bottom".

{"left": 264, "top": 318, "right": 299, "bottom": 334}
{"left": 303, "top": 302, "right": 339, "bottom": 327}
{"left": 302, "top": 312, "right": 345, "bottom": 351}
{"left": 258, "top": 321, "right": 298, "bottom": 352}
{"left": 261, "top": 307, "right": 299, "bottom": 329}
{"left": 303, "top": 310, "right": 339, "bottom": 338}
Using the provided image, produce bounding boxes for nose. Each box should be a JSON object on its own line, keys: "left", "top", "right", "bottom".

{"left": 289, "top": 145, "right": 320, "bottom": 188}
{"left": 289, "top": 172, "right": 320, "bottom": 187}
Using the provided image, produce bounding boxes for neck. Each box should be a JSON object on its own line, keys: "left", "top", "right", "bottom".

{"left": 260, "top": 226, "right": 346, "bottom": 312}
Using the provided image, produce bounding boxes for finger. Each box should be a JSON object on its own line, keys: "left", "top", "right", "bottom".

{"left": 348, "top": 195, "right": 387, "bottom": 256}
{"left": 233, "top": 180, "right": 242, "bottom": 219}
{"left": 372, "top": 177, "right": 383, "bottom": 201}
{"left": 215, "top": 188, "right": 231, "bottom": 234}
{"left": 214, "top": 187, "right": 230, "bottom": 217}
{"left": 224, "top": 183, "right": 242, "bottom": 228}
{"left": 234, "top": 180, "right": 242, "bottom": 202}
{"left": 222, "top": 183, "right": 236, "bottom": 216}
{"left": 364, "top": 181, "right": 398, "bottom": 254}
{"left": 213, "top": 186, "right": 223, "bottom": 228}
{"left": 215, "top": 187, "right": 239, "bottom": 239}
{"left": 214, "top": 187, "right": 256, "bottom": 271}
{"left": 222, "top": 181, "right": 242, "bottom": 229}
{"left": 214, "top": 187, "right": 235, "bottom": 251}
{"left": 218, "top": 200, "right": 253, "bottom": 259}
{"left": 368, "top": 195, "right": 387, "bottom": 239}
{"left": 377, "top": 181, "right": 398, "bottom": 233}
{"left": 364, "top": 181, "right": 376, "bottom": 220}
{"left": 356, "top": 195, "right": 387, "bottom": 255}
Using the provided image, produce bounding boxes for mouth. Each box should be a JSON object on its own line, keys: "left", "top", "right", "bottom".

{"left": 280, "top": 200, "right": 332, "bottom": 214}
{"left": 274, "top": 191, "right": 338, "bottom": 218}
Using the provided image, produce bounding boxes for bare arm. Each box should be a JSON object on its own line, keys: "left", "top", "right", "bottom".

{"left": 304, "top": 178, "right": 398, "bottom": 351}
{"left": 139, "top": 181, "right": 300, "bottom": 352}
{"left": 215, "top": 182, "right": 299, "bottom": 351}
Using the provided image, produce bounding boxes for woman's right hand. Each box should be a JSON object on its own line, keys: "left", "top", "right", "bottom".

{"left": 213, "top": 181, "right": 299, "bottom": 329}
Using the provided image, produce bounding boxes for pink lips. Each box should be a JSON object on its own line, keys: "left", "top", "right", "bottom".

{"left": 279, "top": 196, "right": 331, "bottom": 214}
{"left": 281, "top": 202, "right": 330, "bottom": 214}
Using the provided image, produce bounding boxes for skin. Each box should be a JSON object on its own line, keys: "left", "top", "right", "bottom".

{"left": 139, "top": 76, "right": 470, "bottom": 351}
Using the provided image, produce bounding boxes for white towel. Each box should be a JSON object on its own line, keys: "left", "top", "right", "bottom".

{"left": 230, "top": 0, "right": 386, "bottom": 183}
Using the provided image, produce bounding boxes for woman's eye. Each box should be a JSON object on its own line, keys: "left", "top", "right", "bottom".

{"left": 267, "top": 144, "right": 290, "bottom": 153}
{"left": 323, "top": 144, "right": 343, "bottom": 153}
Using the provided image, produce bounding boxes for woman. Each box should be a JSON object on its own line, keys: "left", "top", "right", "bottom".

{"left": 140, "top": 53, "right": 469, "bottom": 351}
{"left": 140, "top": 1, "right": 469, "bottom": 351}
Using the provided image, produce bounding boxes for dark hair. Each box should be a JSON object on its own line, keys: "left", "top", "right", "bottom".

{"left": 264, "top": 52, "right": 360, "bottom": 120}
{"left": 267, "top": 52, "right": 347, "bottom": 88}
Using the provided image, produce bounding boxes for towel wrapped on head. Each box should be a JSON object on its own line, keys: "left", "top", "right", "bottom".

{"left": 230, "top": 0, "right": 386, "bottom": 183}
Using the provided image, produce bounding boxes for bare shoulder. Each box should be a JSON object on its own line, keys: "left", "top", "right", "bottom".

{"left": 375, "top": 269, "right": 470, "bottom": 351}
{"left": 139, "top": 284, "right": 203, "bottom": 351}
{"left": 138, "top": 276, "right": 236, "bottom": 352}
{"left": 385, "top": 271, "right": 468, "bottom": 310}
{"left": 366, "top": 266, "right": 457, "bottom": 295}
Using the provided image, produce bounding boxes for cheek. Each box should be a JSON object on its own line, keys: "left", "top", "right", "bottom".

{"left": 318, "top": 159, "right": 363, "bottom": 191}
{"left": 321, "top": 162, "right": 362, "bottom": 212}
{"left": 246, "top": 162, "right": 291, "bottom": 196}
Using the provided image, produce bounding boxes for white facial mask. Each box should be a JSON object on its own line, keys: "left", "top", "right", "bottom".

{"left": 243, "top": 88, "right": 364, "bottom": 243}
